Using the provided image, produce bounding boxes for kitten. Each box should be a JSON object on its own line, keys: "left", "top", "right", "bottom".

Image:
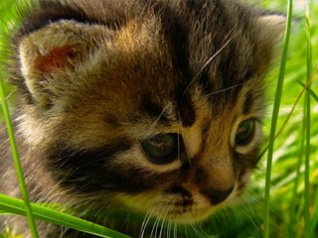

{"left": 0, "top": 0, "right": 284, "bottom": 237}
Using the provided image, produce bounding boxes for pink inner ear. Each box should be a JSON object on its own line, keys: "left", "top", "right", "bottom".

{"left": 36, "top": 46, "right": 76, "bottom": 73}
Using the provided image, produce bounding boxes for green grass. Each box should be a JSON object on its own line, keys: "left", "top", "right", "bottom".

{"left": 1, "top": 0, "right": 318, "bottom": 238}
{"left": 304, "top": 4, "right": 312, "bottom": 237}
{"left": 0, "top": 194, "right": 130, "bottom": 238}
{"left": 263, "top": 1, "right": 293, "bottom": 237}
{"left": 0, "top": 75, "right": 38, "bottom": 237}
{"left": 257, "top": 1, "right": 318, "bottom": 238}
{"left": 0, "top": 1, "right": 38, "bottom": 237}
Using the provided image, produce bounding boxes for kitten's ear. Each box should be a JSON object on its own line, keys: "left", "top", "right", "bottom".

{"left": 18, "top": 20, "right": 113, "bottom": 108}
{"left": 256, "top": 13, "right": 286, "bottom": 41}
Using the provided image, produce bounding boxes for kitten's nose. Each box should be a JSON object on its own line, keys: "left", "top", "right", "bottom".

{"left": 201, "top": 187, "right": 234, "bottom": 205}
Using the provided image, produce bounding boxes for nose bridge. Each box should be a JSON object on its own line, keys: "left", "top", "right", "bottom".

{"left": 193, "top": 154, "right": 235, "bottom": 204}
{"left": 202, "top": 156, "right": 235, "bottom": 190}
{"left": 179, "top": 107, "right": 236, "bottom": 203}
{"left": 190, "top": 124, "right": 236, "bottom": 203}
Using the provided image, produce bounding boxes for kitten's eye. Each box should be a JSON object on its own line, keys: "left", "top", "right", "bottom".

{"left": 141, "top": 133, "right": 178, "bottom": 164}
{"left": 235, "top": 119, "right": 255, "bottom": 146}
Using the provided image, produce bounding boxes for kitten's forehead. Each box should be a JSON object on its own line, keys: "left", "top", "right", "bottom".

{"left": 120, "top": 1, "right": 268, "bottom": 126}
{"left": 14, "top": 0, "right": 273, "bottom": 142}
{"left": 16, "top": 0, "right": 273, "bottom": 109}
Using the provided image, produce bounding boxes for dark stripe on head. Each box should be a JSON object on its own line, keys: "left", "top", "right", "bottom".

{"left": 208, "top": 83, "right": 244, "bottom": 110}
{"left": 48, "top": 139, "right": 178, "bottom": 194}
{"left": 185, "top": 0, "right": 207, "bottom": 15}
{"left": 151, "top": 2, "right": 191, "bottom": 79}
{"left": 20, "top": 2, "right": 96, "bottom": 36}
{"left": 49, "top": 139, "right": 132, "bottom": 193}
{"left": 198, "top": 70, "right": 213, "bottom": 96}
{"left": 139, "top": 94, "right": 170, "bottom": 125}
{"left": 243, "top": 91, "right": 254, "bottom": 114}
{"left": 150, "top": 2, "right": 196, "bottom": 127}
{"left": 175, "top": 92, "right": 195, "bottom": 127}
{"left": 19, "top": 1, "right": 125, "bottom": 37}
{"left": 104, "top": 114, "right": 120, "bottom": 128}
{"left": 216, "top": 9, "right": 258, "bottom": 90}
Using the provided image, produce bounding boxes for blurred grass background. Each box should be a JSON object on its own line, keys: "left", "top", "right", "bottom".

{"left": 0, "top": 0, "right": 317, "bottom": 237}
{"left": 258, "top": 0, "right": 318, "bottom": 237}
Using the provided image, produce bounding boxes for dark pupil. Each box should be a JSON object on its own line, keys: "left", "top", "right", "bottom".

{"left": 141, "top": 133, "right": 178, "bottom": 164}
{"left": 235, "top": 119, "right": 255, "bottom": 146}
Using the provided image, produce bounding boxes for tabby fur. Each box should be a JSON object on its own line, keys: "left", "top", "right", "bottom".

{"left": 0, "top": 0, "right": 284, "bottom": 237}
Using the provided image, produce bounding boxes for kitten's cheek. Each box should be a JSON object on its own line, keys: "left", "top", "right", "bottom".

{"left": 236, "top": 169, "right": 252, "bottom": 193}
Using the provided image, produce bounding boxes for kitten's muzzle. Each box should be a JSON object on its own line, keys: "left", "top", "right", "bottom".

{"left": 200, "top": 187, "right": 234, "bottom": 205}
{"left": 192, "top": 162, "right": 236, "bottom": 205}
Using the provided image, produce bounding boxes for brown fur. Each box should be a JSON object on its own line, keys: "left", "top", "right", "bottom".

{"left": 0, "top": 0, "right": 284, "bottom": 237}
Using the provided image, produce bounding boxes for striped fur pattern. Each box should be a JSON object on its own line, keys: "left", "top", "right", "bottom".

{"left": 0, "top": 0, "right": 284, "bottom": 237}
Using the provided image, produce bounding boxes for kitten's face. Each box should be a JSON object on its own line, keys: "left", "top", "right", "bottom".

{"left": 14, "top": 0, "right": 283, "bottom": 226}
{"left": 110, "top": 84, "right": 263, "bottom": 224}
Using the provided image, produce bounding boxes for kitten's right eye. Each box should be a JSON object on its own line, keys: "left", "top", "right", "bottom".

{"left": 235, "top": 119, "right": 255, "bottom": 146}
{"left": 141, "top": 133, "right": 179, "bottom": 164}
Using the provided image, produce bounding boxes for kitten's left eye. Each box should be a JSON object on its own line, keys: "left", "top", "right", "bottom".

{"left": 235, "top": 119, "right": 255, "bottom": 146}
{"left": 141, "top": 133, "right": 178, "bottom": 164}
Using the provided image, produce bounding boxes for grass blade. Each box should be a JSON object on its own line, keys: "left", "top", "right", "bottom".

{"left": 298, "top": 80, "right": 318, "bottom": 103}
{"left": 0, "top": 1, "right": 39, "bottom": 237}
{"left": 0, "top": 194, "right": 131, "bottom": 238}
{"left": 303, "top": 3, "right": 312, "bottom": 237}
{"left": 310, "top": 189, "right": 318, "bottom": 236}
{"left": 0, "top": 76, "right": 39, "bottom": 238}
{"left": 263, "top": 1, "right": 293, "bottom": 238}
{"left": 287, "top": 122, "right": 304, "bottom": 237}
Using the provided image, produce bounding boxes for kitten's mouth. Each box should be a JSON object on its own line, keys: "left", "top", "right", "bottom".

{"left": 151, "top": 188, "right": 236, "bottom": 225}
{"left": 116, "top": 183, "right": 237, "bottom": 225}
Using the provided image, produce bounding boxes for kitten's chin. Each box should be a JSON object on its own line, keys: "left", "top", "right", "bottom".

{"left": 166, "top": 207, "right": 214, "bottom": 225}
{"left": 165, "top": 198, "right": 231, "bottom": 225}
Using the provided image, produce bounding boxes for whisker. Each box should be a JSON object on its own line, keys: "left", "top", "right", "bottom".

{"left": 173, "top": 222, "right": 177, "bottom": 238}
{"left": 155, "top": 213, "right": 162, "bottom": 238}
{"left": 149, "top": 217, "right": 157, "bottom": 238}
{"left": 159, "top": 208, "right": 168, "bottom": 238}
{"left": 140, "top": 206, "right": 156, "bottom": 238}
{"left": 190, "top": 224, "right": 199, "bottom": 237}
{"left": 184, "top": 224, "right": 189, "bottom": 238}
{"left": 149, "top": 102, "right": 172, "bottom": 131}
{"left": 166, "top": 219, "right": 172, "bottom": 238}
{"left": 140, "top": 213, "right": 151, "bottom": 238}
{"left": 189, "top": 221, "right": 207, "bottom": 238}
{"left": 183, "top": 35, "right": 233, "bottom": 95}
{"left": 165, "top": 196, "right": 175, "bottom": 238}
{"left": 204, "top": 83, "right": 243, "bottom": 98}
{"left": 150, "top": 202, "right": 163, "bottom": 238}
